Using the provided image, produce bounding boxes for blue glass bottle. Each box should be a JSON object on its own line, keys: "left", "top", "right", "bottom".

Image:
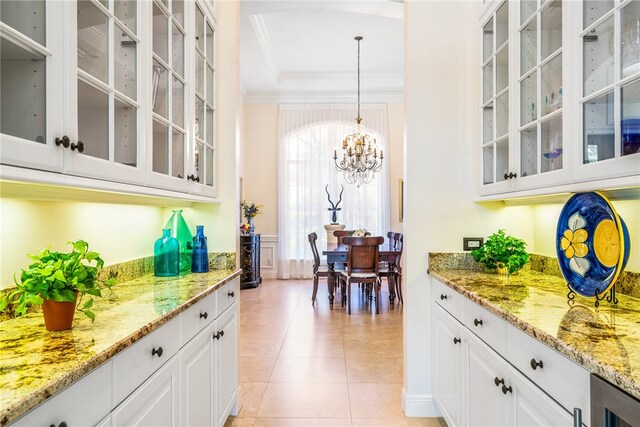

{"left": 154, "top": 229, "right": 180, "bottom": 276}
{"left": 191, "top": 225, "right": 209, "bottom": 273}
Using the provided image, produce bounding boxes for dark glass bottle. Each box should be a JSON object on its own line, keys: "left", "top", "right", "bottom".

{"left": 191, "top": 225, "right": 209, "bottom": 273}
{"left": 154, "top": 229, "right": 180, "bottom": 276}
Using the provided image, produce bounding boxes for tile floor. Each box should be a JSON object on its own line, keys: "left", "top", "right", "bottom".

{"left": 224, "top": 278, "right": 444, "bottom": 427}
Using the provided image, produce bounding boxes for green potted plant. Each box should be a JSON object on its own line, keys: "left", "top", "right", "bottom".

{"left": 471, "top": 229, "right": 530, "bottom": 275}
{"left": 0, "top": 240, "right": 115, "bottom": 330}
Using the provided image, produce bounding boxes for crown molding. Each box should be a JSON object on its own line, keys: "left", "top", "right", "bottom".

{"left": 248, "top": 14, "right": 279, "bottom": 82}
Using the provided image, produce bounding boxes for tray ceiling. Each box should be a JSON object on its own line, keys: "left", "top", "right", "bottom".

{"left": 240, "top": 1, "right": 404, "bottom": 103}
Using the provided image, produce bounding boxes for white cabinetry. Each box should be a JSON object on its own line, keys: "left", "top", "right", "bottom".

{"left": 10, "top": 361, "right": 112, "bottom": 427}
{"left": 431, "top": 278, "right": 588, "bottom": 427}
{"left": 479, "top": 0, "right": 640, "bottom": 199}
{"left": 0, "top": 0, "right": 219, "bottom": 199}
{"left": 112, "top": 356, "right": 180, "bottom": 427}
{"left": 9, "top": 278, "right": 239, "bottom": 427}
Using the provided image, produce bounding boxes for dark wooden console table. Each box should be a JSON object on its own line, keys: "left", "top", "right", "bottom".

{"left": 240, "top": 234, "right": 262, "bottom": 289}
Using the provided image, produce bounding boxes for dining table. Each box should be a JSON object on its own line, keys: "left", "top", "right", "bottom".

{"left": 322, "top": 242, "right": 402, "bottom": 308}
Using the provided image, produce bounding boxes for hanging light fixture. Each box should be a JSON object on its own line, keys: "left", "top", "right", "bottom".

{"left": 333, "top": 36, "right": 383, "bottom": 186}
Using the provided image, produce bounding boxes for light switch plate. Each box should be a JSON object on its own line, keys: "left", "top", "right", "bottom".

{"left": 463, "top": 237, "right": 484, "bottom": 251}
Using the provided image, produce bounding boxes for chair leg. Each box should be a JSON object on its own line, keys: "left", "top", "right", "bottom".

{"left": 396, "top": 273, "right": 403, "bottom": 304}
{"left": 311, "top": 275, "right": 319, "bottom": 304}
{"left": 387, "top": 275, "right": 395, "bottom": 302}
{"left": 375, "top": 279, "right": 381, "bottom": 314}
{"left": 347, "top": 280, "right": 352, "bottom": 315}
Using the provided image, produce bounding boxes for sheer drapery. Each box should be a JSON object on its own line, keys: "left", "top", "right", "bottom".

{"left": 278, "top": 104, "right": 390, "bottom": 279}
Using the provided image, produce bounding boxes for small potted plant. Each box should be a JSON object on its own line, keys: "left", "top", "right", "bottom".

{"left": 471, "top": 229, "right": 530, "bottom": 275}
{"left": 240, "top": 200, "right": 263, "bottom": 235}
{"left": 0, "top": 240, "right": 115, "bottom": 330}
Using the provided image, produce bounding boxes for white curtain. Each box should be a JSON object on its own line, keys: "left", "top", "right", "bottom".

{"left": 278, "top": 104, "right": 390, "bottom": 279}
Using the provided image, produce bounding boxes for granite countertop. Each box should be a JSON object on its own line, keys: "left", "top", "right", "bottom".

{"left": 0, "top": 268, "right": 241, "bottom": 426}
{"left": 428, "top": 255, "right": 640, "bottom": 401}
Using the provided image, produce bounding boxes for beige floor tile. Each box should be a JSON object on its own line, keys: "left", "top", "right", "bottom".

{"left": 348, "top": 383, "right": 405, "bottom": 419}
{"left": 279, "top": 339, "right": 345, "bottom": 358}
{"left": 352, "top": 418, "right": 444, "bottom": 426}
{"left": 239, "top": 358, "right": 278, "bottom": 382}
{"left": 240, "top": 324, "right": 289, "bottom": 341}
{"left": 270, "top": 357, "right": 347, "bottom": 383}
{"left": 257, "top": 382, "right": 350, "bottom": 418}
{"left": 224, "top": 416, "right": 256, "bottom": 426}
{"left": 345, "top": 357, "right": 403, "bottom": 383}
{"left": 343, "top": 339, "right": 403, "bottom": 359}
{"left": 240, "top": 337, "right": 284, "bottom": 358}
{"left": 251, "top": 418, "right": 352, "bottom": 427}
{"left": 238, "top": 382, "right": 269, "bottom": 418}
{"left": 285, "top": 324, "right": 343, "bottom": 340}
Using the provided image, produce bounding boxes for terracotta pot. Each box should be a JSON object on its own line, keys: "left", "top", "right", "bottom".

{"left": 41, "top": 294, "right": 77, "bottom": 331}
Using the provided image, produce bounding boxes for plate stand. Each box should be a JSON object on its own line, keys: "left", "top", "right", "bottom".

{"left": 567, "top": 283, "right": 618, "bottom": 308}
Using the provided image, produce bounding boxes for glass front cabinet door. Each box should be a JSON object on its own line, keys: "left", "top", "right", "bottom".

{"left": 1, "top": 0, "right": 218, "bottom": 198}
{"left": 575, "top": 0, "right": 640, "bottom": 182}
{"left": 480, "top": 0, "right": 570, "bottom": 196}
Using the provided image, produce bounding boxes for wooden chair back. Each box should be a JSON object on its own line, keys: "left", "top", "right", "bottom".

{"left": 342, "top": 236, "right": 385, "bottom": 274}
{"left": 307, "top": 232, "right": 321, "bottom": 273}
{"left": 333, "top": 230, "right": 354, "bottom": 244}
{"left": 394, "top": 233, "right": 404, "bottom": 264}
{"left": 387, "top": 231, "right": 396, "bottom": 249}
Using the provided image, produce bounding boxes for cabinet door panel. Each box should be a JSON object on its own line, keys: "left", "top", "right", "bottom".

{"left": 181, "top": 323, "right": 215, "bottom": 427}
{"left": 434, "top": 305, "right": 464, "bottom": 427}
{"left": 112, "top": 356, "right": 180, "bottom": 427}
{"left": 466, "top": 332, "right": 509, "bottom": 427}
{"left": 509, "top": 367, "right": 573, "bottom": 426}
{"left": 215, "top": 303, "right": 238, "bottom": 427}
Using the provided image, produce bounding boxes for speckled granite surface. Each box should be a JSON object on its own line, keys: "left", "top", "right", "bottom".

{"left": 0, "top": 268, "right": 241, "bottom": 426}
{"left": 428, "top": 252, "right": 640, "bottom": 401}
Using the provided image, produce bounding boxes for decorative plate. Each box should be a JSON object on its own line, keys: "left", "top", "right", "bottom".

{"left": 556, "top": 192, "right": 630, "bottom": 298}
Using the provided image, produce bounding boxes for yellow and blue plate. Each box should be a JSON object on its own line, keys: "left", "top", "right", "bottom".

{"left": 556, "top": 192, "right": 630, "bottom": 298}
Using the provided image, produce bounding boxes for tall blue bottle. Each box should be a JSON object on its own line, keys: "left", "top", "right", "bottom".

{"left": 191, "top": 225, "right": 209, "bottom": 273}
{"left": 154, "top": 229, "right": 180, "bottom": 276}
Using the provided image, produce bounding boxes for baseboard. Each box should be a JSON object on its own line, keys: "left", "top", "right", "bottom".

{"left": 261, "top": 270, "right": 278, "bottom": 279}
{"left": 401, "top": 387, "right": 441, "bottom": 417}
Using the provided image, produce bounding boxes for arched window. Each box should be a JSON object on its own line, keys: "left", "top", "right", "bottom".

{"left": 278, "top": 105, "right": 389, "bottom": 279}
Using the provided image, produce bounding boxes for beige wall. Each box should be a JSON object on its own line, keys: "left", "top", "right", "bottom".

{"left": 241, "top": 103, "right": 279, "bottom": 235}
{"left": 240, "top": 102, "right": 405, "bottom": 237}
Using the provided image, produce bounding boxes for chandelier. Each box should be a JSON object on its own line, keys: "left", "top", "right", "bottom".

{"left": 333, "top": 36, "right": 383, "bottom": 186}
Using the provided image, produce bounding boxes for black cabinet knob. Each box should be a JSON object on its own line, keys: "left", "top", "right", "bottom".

{"left": 219, "top": 330, "right": 224, "bottom": 337}
{"left": 55, "top": 135, "right": 70, "bottom": 148}
{"left": 453, "top": 337, "right": 461, "bottom": 344}
{"left": 187, "top": 174, "right": 200, "bottom": 182}
{"left": 228, "top": 291, "right": 235, "bottom": 297}
{"left": 440, "top": 294, "right": 447, "bottom": 300}
{"left": 473, "top": 318, "right": 483, "bottom": 327}
{"left": 152, "top": 346, "right": 164, "bottom": 357}
{"left": 503, "top": 172, "right": 517, "bottom": 180}
{"left": 213, "top": 332, "right": 220, "bottom": 340}
{"left": 49, "top": 423, "right": 67, "bottom": 427}
{"left": 502, "top": 384, "right": 513, "bottom": 394}
{"left": 200, "top": 312, "right": 208, "bottom": 319}
{"left": 530, "top": 358, "right": 543, "bottom": 370}
{"left": 71, "top": 141, "right": 84, "bottom": 153}
{"left": 494, "top": 377, "right": 504, "bottom": 387}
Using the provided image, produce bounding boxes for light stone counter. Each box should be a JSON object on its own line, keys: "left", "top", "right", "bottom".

{"left": 428, "top": 253, "right": 640, "bottom": 401}
{"left": 0, "top": 268, "right": 241, "bottom": 426}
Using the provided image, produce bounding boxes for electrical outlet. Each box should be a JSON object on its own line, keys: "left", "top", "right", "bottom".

{"left": 463, "top": 237, "right": 484, "bottom": 251}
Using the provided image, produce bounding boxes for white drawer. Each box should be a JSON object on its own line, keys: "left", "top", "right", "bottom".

{"left": 180, "top": 291, "right": 216, "bottom": 346}
{"left": 216, "top": 278, "right": 239, "bottom": 316}
{"left": 507, "top": 323, "right": 591, "bottom": 425}
{"left": 11, "top": 361, "right": 112, "bottom": 427}
{"left": 463, "top": 297, "right": 507, "bottom": 355}
{"left": 113, "top": 315, "right": 181, "bottom": 405}
{"left": 432, "top": 278, "right": 464, "bottom": 321}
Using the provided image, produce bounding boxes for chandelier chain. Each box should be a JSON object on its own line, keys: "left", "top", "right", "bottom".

{"left": 357, "top": 36, "right": 361, "bottom": 121}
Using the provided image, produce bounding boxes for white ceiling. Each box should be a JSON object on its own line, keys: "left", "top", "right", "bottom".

{"left": 240, "top": 0, "right": 404, "bottom": 103}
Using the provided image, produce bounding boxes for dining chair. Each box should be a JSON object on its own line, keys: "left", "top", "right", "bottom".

{"left": 393, "top": 233, "right": 404, "bottom": 303}
{"left": 379, "top": 231, "right": 404, "bottom": 304}
{"left": 308, "top": 232, "right": 333, "bottom": 305}
{"left": 333, "top": 230, "right": 354, "bottom": 244}
{"left": 339, "top": 236, "right": 385, "bottom": 314}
